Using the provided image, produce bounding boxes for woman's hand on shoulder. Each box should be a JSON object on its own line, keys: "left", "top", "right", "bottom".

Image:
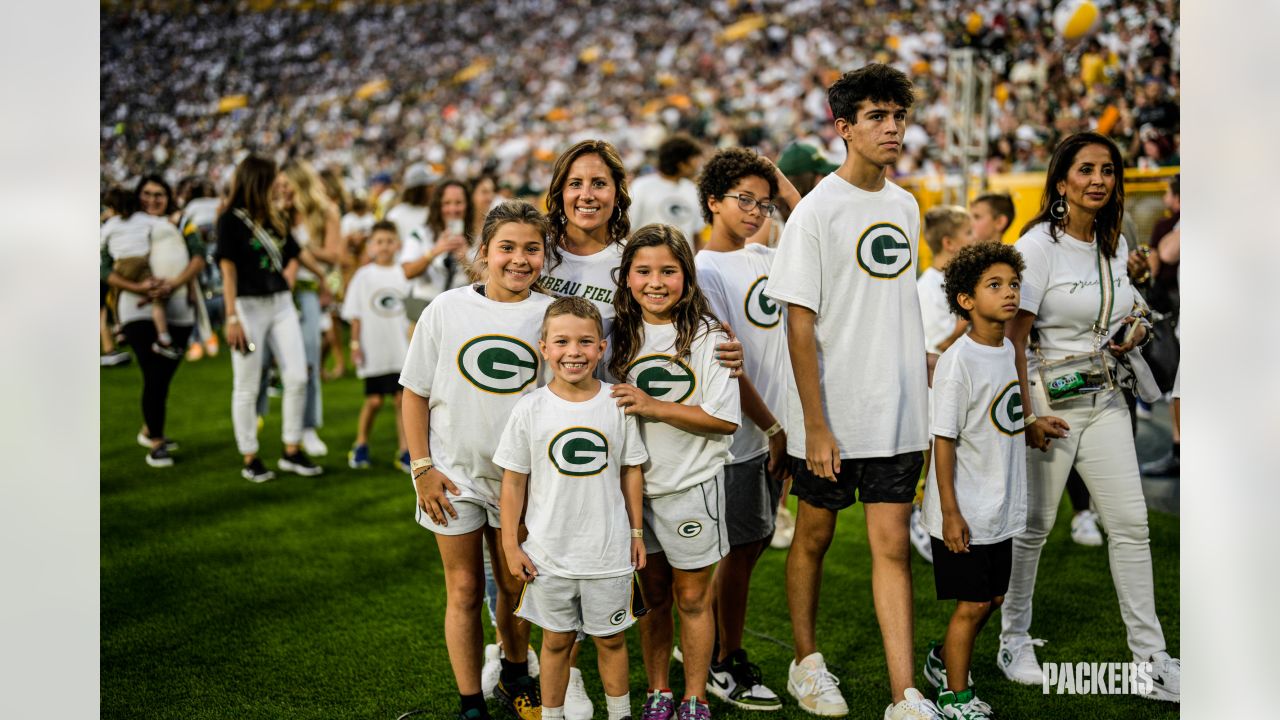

{"left": 611, "top": 383, "right": 659, "bottom": 419}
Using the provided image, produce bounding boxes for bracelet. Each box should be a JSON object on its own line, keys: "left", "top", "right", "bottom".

{"left": 410, "top": 457, "right": 434, "bottom": 472}
{"left": 349, "top": 340, "right": 361, "bottom": 349}
{"left": 631, "top": 528, "right": 644, "bottom": 539}
{"left": 226, "top": 314, "right": 240, "bottom": 325}
{"left": 764, "top": 422, "right": 784, "bottom": 438}
{"left": 412, "top": 466, "right": 433, "bottom": 481}
{"left": 1024, "top": 413, "right": 1038, "bottom": 428}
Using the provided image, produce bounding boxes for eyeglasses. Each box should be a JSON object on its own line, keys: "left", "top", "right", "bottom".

{"left": 721, "top": 193, "right": 776, "bottom": 216}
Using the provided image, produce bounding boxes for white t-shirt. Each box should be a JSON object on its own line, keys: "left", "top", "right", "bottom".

{"left": 397, "top": 225, "right": 462, "bottom": 301}
{"left": 1016, "top": 222, "right": 1138, "bottom": 374}
{"left": 923, "top": 335, "right": 1027, "bottom": 544}
{"left": 917, "top": 266, "right": 955, "bottom": 355}
{"left": 340, "top": 263, "right": 412, "bottom": 378}
{"left": 629, "top": 173, "right": 705, "bottom": 248}
{"left": 492, "top": 383, "right": 649, "bottom": 579}
{"left": 340, "top": 210, "right": 376, "bottom": 240}
{"left": 764, "top": 174, "right": 929, "bottom": 459}
{"left": 622, "top": 320, "right": 740, "bottom": 496}
{"left": 539, "top": 242, "right": 625, "bottom": 339}
{"left": 695, "top": 245, "right": 790, "bottom": 463}
{"left": 398, "top": 285, "right": 553, "bottom": 507}
{"left": 103, "top": 213, "right": 195, "bottom": 325}
{"left": 293, "top": 222, "right": 319, "bottom": 283}
{"left": 385, "top": 203, "right": 428, "bottom": 245}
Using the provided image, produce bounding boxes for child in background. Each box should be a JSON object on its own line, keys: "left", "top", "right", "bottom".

{"left": 399, "top": 200, "right": 552, "bottom": 720}
{"left": 495, "top": 297, "right": 648, "bottom": 720}
{"left": 921, "top": 243, "right": 1067, "bottom": 719}
{"left": 342, "top": 220, "right": 412, "bottom": 471}
{"left": 968, "top": 192, "right": 1016, "bottom": 246}
{"left": 608, "top": 225, "right": 740, "bottom": 720}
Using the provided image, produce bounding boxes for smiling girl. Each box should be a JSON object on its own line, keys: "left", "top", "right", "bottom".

{"left": 609, "top": 224, "right": 740, "bottom": 720}
{"left": 399, "top": 200, "right": 553, "bottom": 720}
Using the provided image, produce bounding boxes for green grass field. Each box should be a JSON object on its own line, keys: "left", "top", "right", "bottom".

{"left": 102, "top": 350, "right": 1178, "bottom": 719}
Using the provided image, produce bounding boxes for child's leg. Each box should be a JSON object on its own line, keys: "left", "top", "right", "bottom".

{"left": 712, "top": 537, "right": 768, "bottom": 662}
{"left": 540, "top": 629, "right": 577, "bottom": 709}
{"left": 637, "top": 554, "right": 674, "bottom": 690}
{"left": 943, "top": 599, "right": 995, "bottom": 693}
{"left": 355, "top": 393, "right": 383, "bottom": 446}
{"left": 100, "top": 305, "right": 116, "bottom": 353}
{"left": 435, "top": 529, "right": 489, "bottom": 695}
{"left": 593, "top": 631, "right": 629, "bottom": 698}
{"left": 671, "top": 564, "right": 716, "bottom": 699}
{"left": 394, "top": 391, "right": 407, "bottom": 452}
{"left": 486, "top": 527, "right": 532, "bottom": 666}
{"left": 152, "top": 300, "right": 171, "bottom": 343}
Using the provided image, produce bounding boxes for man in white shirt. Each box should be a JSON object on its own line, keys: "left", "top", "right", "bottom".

{"left": 764, "top": 64, "right": 939, "bottom": 720}
{"left": 629, "top": 134, "right": 706, "bottom": 250}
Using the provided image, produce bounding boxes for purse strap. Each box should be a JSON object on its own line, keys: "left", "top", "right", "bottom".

{"left": 233, "top": 208, "right": 285, "bottom": 275}
{"left": 1090, "top": 239, "right": 1114, "bottom": 351}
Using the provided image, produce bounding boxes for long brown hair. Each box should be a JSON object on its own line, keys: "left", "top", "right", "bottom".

{"left": 428, "top": 177, "right": 475, "bottom": 243}
{"left": 225, "top": 155, "right": 286, "bottom": 237}
{"left": 1021, "top": 131, "right": 1127, "bottom": 259}
{"left": 545, "top": 140, "right": 632, "bottom": 267}
{"left": 609, "top": 224, "right": 722, "bottom": 381}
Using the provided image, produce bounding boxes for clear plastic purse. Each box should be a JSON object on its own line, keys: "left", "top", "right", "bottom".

{"left": 1037, "top": 351, "right": 1114, "bottom": 408}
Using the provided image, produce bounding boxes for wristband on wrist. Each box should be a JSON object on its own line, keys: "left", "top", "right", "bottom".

{"left": 764, "top": 422, "right": 783, "bottom": 438}
{"left": 410, "top": 457, "right": 434, "bottom": 472}
{"left": 349, "top": 340, "right": 361, "bottom": 349}
{"left": 631, "top": 528, "right": 643, "bottom": 538}
{"left": 1024, "top": 414, "right": 1038, "bottom": 428}
{"left": 226, "top": 314, "right": 240, "bottom": 325}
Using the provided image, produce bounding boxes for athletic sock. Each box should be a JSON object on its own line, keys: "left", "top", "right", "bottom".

{"left": 499, "top": 658, "right": 529, "bottom": 684}
{"left": 158, "top": 331, "right": 172, "bottom": 346}
{"left": 605, "top": 693, "right": 631, "bottom": 720}
{"left": 459, "top": 692, "right": 486, "bottom": 715}
{"left": 542, "top": 707, "right": 565, "bottom": 720}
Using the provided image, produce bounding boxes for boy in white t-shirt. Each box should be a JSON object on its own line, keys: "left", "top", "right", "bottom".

{"left": 921, "top": 242, "right": 1067, "bottom": 719}
{"left": 494, "top": 297, "right": 648, "bottom": 720}
{"left": 341, "top": 221, "right": 412, "bottom": 471}
{"left": 763, "top": 64, "right": 936, "bottom": 719}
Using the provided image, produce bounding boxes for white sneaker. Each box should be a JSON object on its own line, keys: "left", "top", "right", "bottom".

{"left": 996, "top": 637, "right": 1046, "bottom": 685}
{"left": 884, "top": 687, "right": 942, "bottom": 719}
{"left": 672, "top": 645, "right": 684, "bottom": 664}
{"left": 564, "top": 666, "right": 594, "bottom": 720}
{"left": 787, "top": 652, "right": 848, "bottom": 716}
{"left": 909, "top": 506, "right": 934, "bottom": 564}
{"left": 1070, "top": 510, "right": 1104, "bottom": 546}
{"left": 302, "top": 428, "right": 329, "bottom": 456}
{"left": 771, "top": 505, "right": 796, "bottom": 549}
{"left": 1143, "top": 651, "right": 1180, "bottom": 703}
{"left": 481, "top": 643, "right": 501, "bottom": 700}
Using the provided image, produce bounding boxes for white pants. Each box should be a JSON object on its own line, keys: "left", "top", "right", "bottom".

{"left": 231, "top": 292, "right": 307, "bottom": 455}
{"left": 1000, "top": 384, "right": 1167, "bottom": 661}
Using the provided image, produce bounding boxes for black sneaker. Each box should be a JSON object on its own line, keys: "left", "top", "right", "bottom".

{"left": 1140, "top": 449, "right": 1180, "bottom": 477}
{"left": 708, "top": 648, "right": 782, "bottom": 710}
{"left": 279, "top": 450, "right": 323, "bottom": 477}
{"left": 137, "top": 432, "right": 179, "bottom": 452}
{"left": 151, "top": 342, "right": 183, "bottom": 360}
{"left": 241, "top": 458, "right": 276, "bottom": 483}
{"left": 494, "top": 674, "right": 540, "bottom": 720}
{"left": 455, "top": 709, "right": 489, "bottom": 720}
{"left": 145, "top": 446, "right": 174, "bottom": 468}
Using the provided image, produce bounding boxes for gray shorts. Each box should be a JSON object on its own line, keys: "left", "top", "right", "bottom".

{"left": 643, "top": 475, "right": 729, "bottom": 570}
{"left": 415, "top": 496, "right": 500, "bottom": 536}
{"left": 724, "top": 454, "right": 783, "bottom": 546}
{"left": 514, "top": 572, "right": 639, "bottom": 637}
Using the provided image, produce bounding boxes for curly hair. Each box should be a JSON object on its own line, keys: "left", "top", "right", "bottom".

{"left": 828, "top": 63, "right": 914, "bottom": 124}
{"left": 943, "top": 242, "right": 1026, "bottom": 320}
{"left": 609, "top": 224, "right": 723, "bottom": 382}
{"left": 695, "top": 148, "right": 780, "bottom": 226}
{"left": 544, "top": 140, "right": 632, "bottom": 267}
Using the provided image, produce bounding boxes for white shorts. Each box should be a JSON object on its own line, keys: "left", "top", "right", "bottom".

{"left": 415, "top": 496, "right": 500, "bottom": 535}
{"left": 642, "top": 475, "right": 729, "bottom": 570}
{"left": 515, "top": 572, "right": 641, "bottom": 637}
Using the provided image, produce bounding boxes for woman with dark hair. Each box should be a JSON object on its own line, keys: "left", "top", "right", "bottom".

{"left": 101, "top": 175, "right": 205, "bottom": 466}
{"left": 401, "top": 177, "right": 474, "bottom": 302}
{"left": 996, "top": 132, "right": 1179, "bottom": 701}
{"left": 217, "top": 155, "right": 322, "bottom": 482}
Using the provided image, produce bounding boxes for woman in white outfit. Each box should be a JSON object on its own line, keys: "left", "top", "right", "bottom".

{"left": 997, "top": 132, "right": 1179, "bottom": 703}
{"left": 217, "top": 155, "right": 323, "bottom": 482}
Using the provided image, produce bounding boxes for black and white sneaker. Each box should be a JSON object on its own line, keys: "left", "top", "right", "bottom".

{"left": 708, "top": 649, "right": 782, "bottom": 711}
{"left": 241, "top": 458, "right": 276, "bottom": 483}
{"left": 136, "top": 432, "right": 179, "bottom": 452}
{"left": 145, "top": 446, "right": 174, "bottom": 468}
{"left": 279, "top": 450, "right": 323, "bottom": 477}
{"left": 151, "top": 341, "right": 183, "bottom": 360}
{"left": 100, "top": 350, "right": 132, "bottom": 367}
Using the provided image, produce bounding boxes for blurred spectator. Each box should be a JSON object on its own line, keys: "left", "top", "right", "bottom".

{"left": 628, "top": 134, "right": 705, "bottom": 249}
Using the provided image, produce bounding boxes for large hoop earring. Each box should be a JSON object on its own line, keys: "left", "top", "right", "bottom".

{"left": 1049, "top": 195, "right": 1068, "bottom": 221}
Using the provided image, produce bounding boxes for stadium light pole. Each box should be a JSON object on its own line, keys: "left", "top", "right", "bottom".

{"left": 944, "top": 48, "right": 992, "bottom": 204}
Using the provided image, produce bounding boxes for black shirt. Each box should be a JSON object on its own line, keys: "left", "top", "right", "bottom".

{"left": 214, "top": 211, "right": 300, "bottom": 297}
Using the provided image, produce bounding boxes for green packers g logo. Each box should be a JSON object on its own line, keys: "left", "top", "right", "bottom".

{"left": 457, "top": 335, "right": 539, "bottom": 394}
{"left": 628, "top": 355, "right": 696, "bottom": 403}
{"left": 370, "top": 288, "right": 404, "bottom": 318}
{"left": 744, "top": 276, "right": 780, "bottom": 328}
{"left": 989, "top": 381, "right": 1026, "bottom": 436}
{"left": 609, "top": 609, "right": 627, "bottom": 626}
{"left": 856, "top": 223, "right": 913, "bottom": 279}
{"left": 677, "top": 521, "right": 703, "bottom": 538}
{"left": 548, "top": 427, "right": 609, "bottom": 476}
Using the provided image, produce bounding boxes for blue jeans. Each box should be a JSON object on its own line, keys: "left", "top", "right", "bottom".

{"left": 256, "top": 288, "right": 322, "bottom": 429}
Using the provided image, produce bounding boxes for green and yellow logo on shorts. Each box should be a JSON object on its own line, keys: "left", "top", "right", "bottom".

{"left": 609, "top": 609, "right": 628, "bottom": 626}
{"left": 548, "top": 427, "right": 610, "bottom": 476}
{"left": 989, "top": 381, "right": 1026, "bottom": 436}
{"left": 677, "top": 521, "right": 703, "bottom": 538}
{"left": 370, "top": 288, "right": 404, "bottom": 318}
{"left": 856, "top": 222, "right": 913, "bottom": 279}
{"left": 744, "top": 276, "right": 780, "bottom": 328}
{"left": 628, "top": 355, "right": 696, "bottom": 404}
{"left": 457, "top": 335, "right": 539, "bottom": 394}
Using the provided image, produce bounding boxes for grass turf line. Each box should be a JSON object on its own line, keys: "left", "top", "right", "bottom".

{"left": 102, "top": 350, "right": 1178, "bottom": 719}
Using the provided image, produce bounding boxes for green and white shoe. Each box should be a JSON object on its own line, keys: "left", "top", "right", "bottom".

{"left": 936, "top": 688, "right": 991, "bottom": 720}
{"left": 923, "top": 641, "right": 973, "bottom": 691}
